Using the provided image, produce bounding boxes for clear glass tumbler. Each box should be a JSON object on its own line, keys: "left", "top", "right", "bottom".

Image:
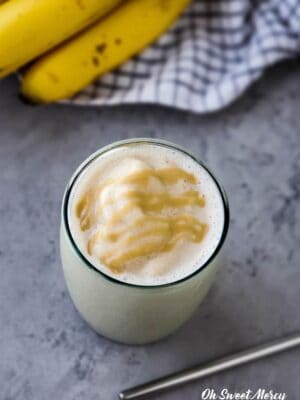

{"left": 60, "top": 138, "right": 229, "bottom": 344}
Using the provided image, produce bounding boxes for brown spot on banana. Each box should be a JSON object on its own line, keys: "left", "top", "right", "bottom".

{"left": 158, "top": 0, "right": 171, "bottom": 12}
{"left": 92, "top": 56, "right": 100, "bottom": 66}
{"left": 95, "top": 43, "right": 107, "bottom": 54}
{"left": 75, "top": 0, "right": 86, "bottom": 10}
{"left": 47, "top": 72, "right": 60, "bottom": 83}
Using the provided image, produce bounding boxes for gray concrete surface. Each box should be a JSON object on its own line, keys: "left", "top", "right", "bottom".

{"left": 0, "top": 60, "right": 300, "bottom": 400}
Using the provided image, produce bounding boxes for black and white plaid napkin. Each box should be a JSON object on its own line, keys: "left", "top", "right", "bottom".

{"left": 69, "top": 0, "right": 300, "bottom": 113}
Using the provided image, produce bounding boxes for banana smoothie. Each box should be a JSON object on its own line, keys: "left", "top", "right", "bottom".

{"left": 60, "top": 139, "right": 229, "bottom": 344}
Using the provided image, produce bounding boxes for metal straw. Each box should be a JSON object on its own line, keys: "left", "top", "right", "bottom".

{"left": 119, "top": 333, "right": 300, "bottom": 400}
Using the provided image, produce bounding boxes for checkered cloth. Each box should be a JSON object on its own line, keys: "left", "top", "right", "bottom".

{"left": 69, "top": 0, "right": 300, "bottom": 113}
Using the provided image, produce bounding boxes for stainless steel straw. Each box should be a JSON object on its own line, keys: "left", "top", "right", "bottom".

{"left": 119, "top": 333, "right": 300, "bottom": 400}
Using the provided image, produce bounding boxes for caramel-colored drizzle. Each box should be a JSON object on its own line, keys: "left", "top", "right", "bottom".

{"left": 122, "top": 167, "right": 198, "bottom": 186}
{"left": 76, "top": 167, "right": 208, "bottom": 273}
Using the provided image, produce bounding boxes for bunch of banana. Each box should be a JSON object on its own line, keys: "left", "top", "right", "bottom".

{"left": 0, "top": 0, "right": 123, "bottom": 78}
{"left": 0, "top": 0, "right": 191, "bottom": 103}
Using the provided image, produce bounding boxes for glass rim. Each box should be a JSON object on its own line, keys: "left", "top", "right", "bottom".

{"left": 62, "top": 138, "right": 230, "bottom": 290}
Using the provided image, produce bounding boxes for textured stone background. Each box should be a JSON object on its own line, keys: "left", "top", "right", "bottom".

{"left": 0, "top": 61, "right": 300, "bottom": 400}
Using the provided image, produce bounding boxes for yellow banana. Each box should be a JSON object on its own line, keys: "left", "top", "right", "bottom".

{"left": 0, "top": 0, "right": 123, "bottom": 78}
{"left": 21, "top": 0, "right": 192, "bottom": 103}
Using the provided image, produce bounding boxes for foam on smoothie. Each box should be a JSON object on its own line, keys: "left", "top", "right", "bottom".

{"left": 69, "top": 143, "right": 225, "bottom": 286}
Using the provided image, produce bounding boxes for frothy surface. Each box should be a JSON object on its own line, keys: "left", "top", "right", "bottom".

{"left": 69, "top": 143, "right": 225, "bottom": 286}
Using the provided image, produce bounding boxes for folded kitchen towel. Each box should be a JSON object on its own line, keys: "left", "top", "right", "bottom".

{"left": 69, "top": 0, "right": 300, "bottom": 113}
